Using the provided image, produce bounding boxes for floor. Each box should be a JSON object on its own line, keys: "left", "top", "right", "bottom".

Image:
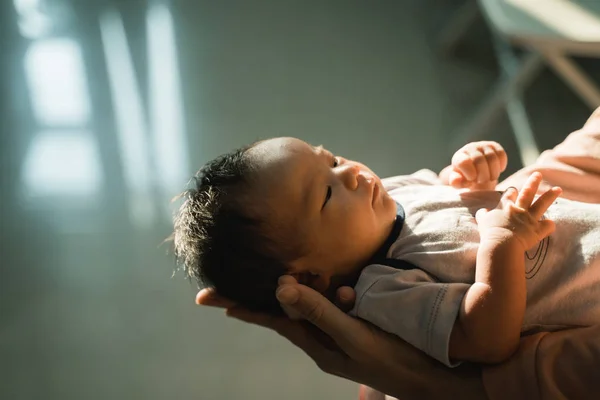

{"left": 0, "top": 1, "right": 597, "bottom": 399}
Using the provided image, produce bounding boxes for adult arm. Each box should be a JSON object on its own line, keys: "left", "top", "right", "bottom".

{"left": 483, "top": 326, "right": 600, "bottom": 400}
{"left": 197, "top": 282, "right": 488, "bottom": 400}
{"left": 481, "top": 107, "right": 600, "bottom": 399}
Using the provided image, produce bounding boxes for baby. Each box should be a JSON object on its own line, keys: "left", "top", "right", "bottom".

{"left": 173, "top": 137, "right": 600, "bottom": 366}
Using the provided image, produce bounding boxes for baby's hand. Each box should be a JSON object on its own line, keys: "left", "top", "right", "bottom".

{"left": 475, "top": 172, "right": 562, "bottom": 252}
{"left": 450, "top": 141, "right": 508, "bottom": 190}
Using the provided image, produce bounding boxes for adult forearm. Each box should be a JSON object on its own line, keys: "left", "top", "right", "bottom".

{"left": 483, "top": 325, "right": 600, "bottom": 400}
{"left": 363, "top": 343, "right": 487, "bottom": 399}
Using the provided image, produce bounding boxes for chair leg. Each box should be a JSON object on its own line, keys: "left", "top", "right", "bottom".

{"left": 540, "top": 51, "right": 600, "bottom": 109}
{"left": 437, "top": 1, "right": 480, "bottom": 56}
{"left": 449, "top": 77, "right": 510, "bottom": 151}
{"left": 493, "top": 36, "right": 541, "bottom": 166}
{"left": 449, "top": 52, "right": 544, "bottom": 152}
{"left": 506, "top": 95, "right": 540, "bottom": 166}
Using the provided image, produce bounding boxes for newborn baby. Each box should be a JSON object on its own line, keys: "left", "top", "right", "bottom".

{"left": 173, "top": 137, "right": 600, "bottom": 365}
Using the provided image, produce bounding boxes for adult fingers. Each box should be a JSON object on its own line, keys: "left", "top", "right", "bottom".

{"left": 227, "top": 305, "right": 348, "bottom": 376}
{"left": 278, "top": 275, "right": 298, "bottom": 285}
{"left": 226, "top": 306, "right": 336, "bottom": 362}
{"left": 276, "top": 284, "right": 365, "bottom": 351}
{"left": 226, "top": 306, "right": 324, "bottom": 354}
{"left": 278, "top": 275, "right": 308, "bottom": 319}
{"left": 226, "top": 306, "right": 281, "bottom": 330}
{"left": 196, "top": 288, "right": 237, "bottom": 308}
{"left": 335, "top": 286, "right": 356, "bottom": 313}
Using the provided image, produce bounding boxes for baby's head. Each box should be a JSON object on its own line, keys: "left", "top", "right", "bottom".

{"left": 173, "top": 137, "right": 397, "bottom": 314}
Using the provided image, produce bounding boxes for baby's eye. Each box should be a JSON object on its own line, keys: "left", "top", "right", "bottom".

{"left": 322, "top": 186, "right": 332, "bottom": 209}
{"left": 332, "top": 157, "right": 339, "bottom": 168}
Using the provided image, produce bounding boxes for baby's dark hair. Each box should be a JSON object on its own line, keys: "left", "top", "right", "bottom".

{"left": 173, "top": 142, "right": 303, "bottom": 314}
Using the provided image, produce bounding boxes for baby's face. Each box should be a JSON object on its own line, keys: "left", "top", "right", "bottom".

{"left": 248, "top": 137, "right": 397, "bottom": 288}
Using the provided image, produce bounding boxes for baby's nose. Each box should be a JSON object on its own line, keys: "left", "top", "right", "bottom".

{"left": 339, "top": 163, "right": 360, "bottom": 177}
{"left": 346, "top": 164, "right": 360, "bottom": 176}
{"left": 358, "top": 170, "right": 373, "bottom": 183}
{"left": 340, "top": 164, "right": 361, "bottom": 189}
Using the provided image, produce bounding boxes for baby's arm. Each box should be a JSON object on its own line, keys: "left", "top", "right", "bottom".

{"left": 449, "top": 230, "right": 526, "bottom": 363}
{"left": 449, "top": 173, "right": 561, "bottom": 364}
{"left": 440, "top": 141, "right": 507, "bottom": 191}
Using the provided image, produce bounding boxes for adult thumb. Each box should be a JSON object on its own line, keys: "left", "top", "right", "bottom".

{"left": 276, "top": 284, "right": 356, "bottom": 342}
{"left": 277, "top": 284, "right": 325, "bottom": 325}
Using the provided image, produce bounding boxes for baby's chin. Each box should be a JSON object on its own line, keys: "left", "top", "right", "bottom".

{"left": 380, "top": 192, "right": 398, "bottom": 221}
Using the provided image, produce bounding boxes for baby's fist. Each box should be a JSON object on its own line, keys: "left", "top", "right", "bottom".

{"left": 450, "top": 141, "right": 508, "bottom": 190}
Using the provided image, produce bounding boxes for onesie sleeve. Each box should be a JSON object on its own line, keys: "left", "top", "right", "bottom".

{"left": 349, "top": 264, "right": 470, "bottom": 367}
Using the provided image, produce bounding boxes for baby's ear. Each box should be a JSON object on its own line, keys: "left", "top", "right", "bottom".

{"left": 289, "top": 272, "right": 331, "bottom": 293}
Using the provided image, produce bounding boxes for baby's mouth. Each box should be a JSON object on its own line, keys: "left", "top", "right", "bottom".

{"left": 372, "top": 182, "right": 380, "bottom": 205}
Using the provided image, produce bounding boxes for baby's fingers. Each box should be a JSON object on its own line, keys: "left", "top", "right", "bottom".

{"left": 530, "top": 186, "right": 562, "bottom": 220}
{"left": 469, "top": 148, "right": 491, "bottom": 184}
{"left": 516, "top": 172, "right": 543, "bottom": 209}
{"left": 491, "top": 143, "right": 508, "bottom": 177}
{"left": 482, "top": 145, "right": 504, "bottom": 181}
{"left": 449, "top": 170, "right": 467, "bottom": 188}
{"left": 452, "top": 152, "right": 478, "bottom": 182}
{"left": 452, "top": 141, "right": 506, "bottom": 184}
{"left": 497, "top": 186, "right": 518, "bottom": 211}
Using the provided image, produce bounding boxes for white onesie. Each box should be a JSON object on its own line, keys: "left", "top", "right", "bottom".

{"left": 349, "top": 169, "right": 600, "bottom": 367}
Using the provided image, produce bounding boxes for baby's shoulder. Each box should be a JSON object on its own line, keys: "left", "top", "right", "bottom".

{"left": 382, "top": 169, "right": 441, "bottom": 191}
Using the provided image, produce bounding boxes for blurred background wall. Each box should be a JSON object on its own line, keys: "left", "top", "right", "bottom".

{"left": 1, "top": 0, "right": 597, "bottom": 399}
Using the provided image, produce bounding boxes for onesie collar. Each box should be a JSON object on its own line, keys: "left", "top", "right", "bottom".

{"left": 370, "top": 201, "right": 405, "bottom": 263}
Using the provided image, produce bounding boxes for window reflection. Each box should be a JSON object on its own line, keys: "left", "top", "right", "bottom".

{"left": 15, "top": 0, "right": 189, "bottom": 229}
{"left": 22, "top": 131, "right": 102, "bottom": 198}
{"left": 100, "top": 8, "right": 156, "bottom": 227}
{"left": 14, "top": 0, "right": 52, "bottom": 39}
{"left": 19, "top": 29, "right": 101, "bottom": 208}
{"left": 147, "top": 2, "right": 189, "bottom": 214}
{"left": 24, "top": 38, "right": 91, "bottom": 126}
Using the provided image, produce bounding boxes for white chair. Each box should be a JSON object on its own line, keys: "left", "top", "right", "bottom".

{"left": 452, "top": 0, "right": 600, "bottom": 166}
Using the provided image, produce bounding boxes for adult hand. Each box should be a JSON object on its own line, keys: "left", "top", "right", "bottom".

{"left": 196, "top": 277, "right": 487, "bottom": 400}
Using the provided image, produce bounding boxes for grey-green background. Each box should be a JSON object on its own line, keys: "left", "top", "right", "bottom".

{"left": 1, "top": 1, "right": 596, "bottom": 399}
